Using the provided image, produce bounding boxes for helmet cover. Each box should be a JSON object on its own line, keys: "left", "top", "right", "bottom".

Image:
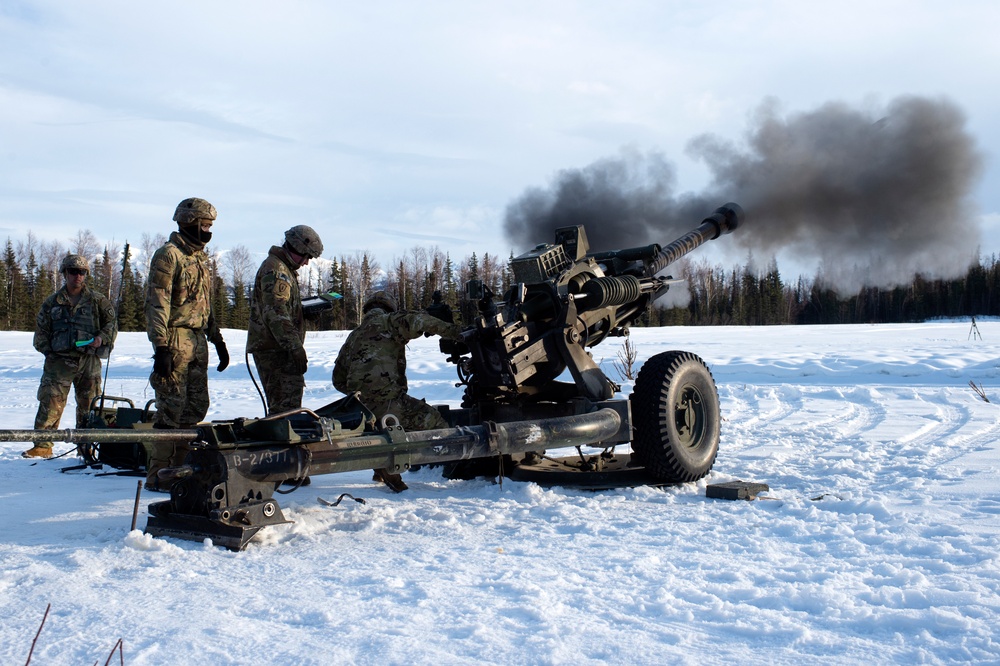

{"left": 173, "top": 197, "right": 217, "bottom": 226}
{"left": 363, "top": 290, "right": 398, "bottom": 314}
{"left": 284, "top": 225, "right": 324, "bottom": 258}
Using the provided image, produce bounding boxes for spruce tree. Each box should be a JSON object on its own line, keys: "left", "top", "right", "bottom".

{"left": 442, "top": 253, "right": 456, "bottom": 307}
{"left": 119, "top": 260, "right": 145, "bottom": 332}
{"left": 230, "top": 277, "right": 250, "bottom": 330}
{"left": 209, "top": 257, "right": 229, "bottom": 329}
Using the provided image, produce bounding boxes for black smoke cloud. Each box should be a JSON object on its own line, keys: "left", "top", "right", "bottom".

{"left": 503, "top": 96, "right": 984, "bottom": 295}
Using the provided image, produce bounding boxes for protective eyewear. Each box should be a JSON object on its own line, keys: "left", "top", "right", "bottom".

{"left": 66, "top": 268, "right": 88, "bottom": 276}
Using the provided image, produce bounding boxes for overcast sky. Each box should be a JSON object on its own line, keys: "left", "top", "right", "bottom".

{"left": 1, "top": 1, "right": 997, "bottom": 283}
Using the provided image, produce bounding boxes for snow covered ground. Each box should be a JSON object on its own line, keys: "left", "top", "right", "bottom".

{"left": 2, "top": 321, "right": 999, "bottom": 664}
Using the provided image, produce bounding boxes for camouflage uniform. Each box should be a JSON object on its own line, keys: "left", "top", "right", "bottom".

{"left": 333, "top": 304, "right": 462, "bottom": 431}
{"left": 32, "top": 284, "right": 117, "bottom": 451}
{"left": 145, "top": 229, "right": 224, "bottom": 480}
{"left": 247, "top": 245, "right": 307, "bottom": 414}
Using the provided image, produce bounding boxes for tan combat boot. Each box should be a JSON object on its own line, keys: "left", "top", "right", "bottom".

{"left": 22, "top": 446, "right": 53, "bottom": 459}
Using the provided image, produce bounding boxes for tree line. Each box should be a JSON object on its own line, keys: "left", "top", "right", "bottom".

{"left": 4, "top": 231, "right": 1000, "bottom": 333}
{"left": 648, "top": 254, "right": 1000, "bottom": 326}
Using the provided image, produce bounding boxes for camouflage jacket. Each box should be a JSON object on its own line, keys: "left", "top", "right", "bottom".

{"left": 247, "top": 245, "right": 304, "bottom": 353}
{"left": 333, "top": 308, "right": 463, "bottom": 395}
{"left": 34, "top": 285, "right": 117, "bottom": 358}
{"left": 145, "top": 231, "right": 222, "bottom": 348}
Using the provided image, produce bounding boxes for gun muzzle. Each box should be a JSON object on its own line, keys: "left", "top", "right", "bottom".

{"left": 703, "top": 202, "right": 743, "bottom": 236}
{"left": 645, "top": 203, "right": 744, "bottom": 277}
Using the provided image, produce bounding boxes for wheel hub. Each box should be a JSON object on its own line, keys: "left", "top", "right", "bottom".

{"left": 674, "top": 385, "right": 704, "bottom": 448}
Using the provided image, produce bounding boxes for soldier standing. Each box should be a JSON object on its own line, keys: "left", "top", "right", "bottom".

{"left": 333, "top": 290, "right": 463, "bottom": 491}
{"left": 144, "top": 197, "right": 229, "bottom": 488}
{"left": 24, "top": 254, "right": 117, "bottom": 458}
{"left": 247, "top": 225, "right": 324, "bottom": 414}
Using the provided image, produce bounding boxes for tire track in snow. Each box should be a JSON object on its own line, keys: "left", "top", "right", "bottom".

{"left": 870, "top": 389, "right": 1000, "bottom": 493}
{"left": 720, "top": 385, "right": 882, "bottom": 472}
{"left": 715, "top": 383, "right": 895, "bottom": 495}
{"left": 724, "top": 384, "right": 801, "bottom": 429}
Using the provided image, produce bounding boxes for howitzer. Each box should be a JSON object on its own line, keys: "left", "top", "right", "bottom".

{"left": 437, "top": 203, "right": 743, "bottom": 484}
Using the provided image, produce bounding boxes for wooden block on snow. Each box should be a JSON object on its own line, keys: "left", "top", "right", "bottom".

{"left": 705, "top": 481, "right": 770, "bottom": 501}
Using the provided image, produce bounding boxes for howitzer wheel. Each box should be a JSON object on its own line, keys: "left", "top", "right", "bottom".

{"left": 630, "top": 350, "right": 720, "bottom": 482}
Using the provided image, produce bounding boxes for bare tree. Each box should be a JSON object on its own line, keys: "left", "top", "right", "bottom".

{"left": 341, "top": 250, "right": 380, "bottom": 324}
{"left": 480, "top": 252, "right": 502, "bottom": 294}
{"left": 71, "top": 229, "right": 101, "bottom": 261}
{"left": 38, "top": 239, "right": 66, "bottom": 287}
{"left": 612, "top": 335, "right": 639, "bottom": 381}
{"left": 406, "top": 246, "right": 428, "bottom": 308}
{"left": 139, "top": 231, "right": 167, "bottom": 278}
{"left": 278, "top": 253, "right": 334, "bottom": 301}
{"left": 15, "top": 230, "right": 39, "bottom": 268}
{"left": 38, "top": 240, "right": 65, "bottom": 271}
{"left": 411, "top": 245, "right": 448, "bottom": 307}
{"left": 222, "top": 244, "right": 254, "bottom": 288}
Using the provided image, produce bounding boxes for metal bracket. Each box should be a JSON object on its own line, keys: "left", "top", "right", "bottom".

{"left": 381, "top": 416, "right": 411, "bottom": 472}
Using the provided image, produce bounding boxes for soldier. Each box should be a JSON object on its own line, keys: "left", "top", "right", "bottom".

{"left": 24, "top": 254, "right": 117, "bottom": 458}
{"left": 247, "top": 225, "right": 324, "bottom": 414}
{"left": 333, "top": 290, "right": 463, "bottom": 491}
{"left": 144, "top": 197, "right": 229, "bottom": 489}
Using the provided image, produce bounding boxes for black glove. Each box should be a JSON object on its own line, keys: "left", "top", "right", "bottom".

{"left": 153, "top": 346, "right": 173, "bottom": 377}
{"left": 214, "top": 339, "right": 230, "bottom": 372}
{"left": 290, "top": 347, "right": 308, "bottom": 375}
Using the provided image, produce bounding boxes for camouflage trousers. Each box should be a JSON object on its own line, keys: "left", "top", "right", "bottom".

{"left": 253, "top": 350, "right": 305, "bottom": 415}
{"left": 150, "top": 327, "right": 210, "bottom": 429}
{"left": 363, "top": 391, "right": 448, "bottom": 431}
{"left": 33, "top": 353, "right": 103, "bottom": 449}
{"left": 147, "top": 328, "right": 208, "bottom": 483}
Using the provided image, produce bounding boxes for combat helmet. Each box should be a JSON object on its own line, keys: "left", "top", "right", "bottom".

{"left": 363, "top": 290, "right": 398, "bottom": 314}
{"left": 284, "top": 225, "right": 324, "bottom": 258}
{"left": 60, "top": 254, "right": 89, "bottom": 273}
{"left": 173, "top": 197, "right": 217, "bottom": 226}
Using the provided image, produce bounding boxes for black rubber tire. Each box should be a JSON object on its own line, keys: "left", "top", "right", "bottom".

{"left": 630, "top": 350, "right": 720, "bottom": 482}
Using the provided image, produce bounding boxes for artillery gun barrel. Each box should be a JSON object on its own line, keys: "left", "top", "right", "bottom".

{"left": 339, "top": 408, "right": 624, "bottom": 474}
{"left": 181, "top": 408, "right": 625, "bottom": 484}
{"left": 645, "top": 203, "right": 744, "bottom": 277}
{"left": 0, "top": 428, "right": 201, "bottom": 444}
